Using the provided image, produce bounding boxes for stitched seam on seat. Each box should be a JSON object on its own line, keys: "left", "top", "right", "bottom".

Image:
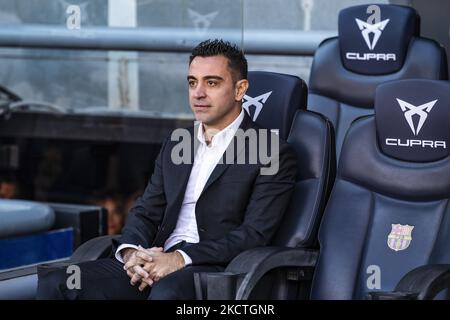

{"left": 351, "top": 189, "right": 375, "bottom": 299}
{"left": 302, "top": 116, "right": 331, "bottom": 247}
{"left": 427, "top": 199, "right": 450, "bottom": 263}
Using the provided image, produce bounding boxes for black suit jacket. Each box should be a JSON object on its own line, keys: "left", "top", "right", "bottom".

{"left": 114, "top": 112, "right": 298, "bottom": 265}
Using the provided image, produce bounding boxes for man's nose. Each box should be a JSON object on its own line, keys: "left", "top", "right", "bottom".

{"left": 193, "top": 83, "right": 206, "bottom": 99}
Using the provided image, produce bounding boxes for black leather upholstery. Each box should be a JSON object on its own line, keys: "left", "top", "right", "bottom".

{"left": 339, "top": 5, "right": 418, "bottom": 75}
{"left": 308, "top": 4, "right": 448, "bottom": 157}
{"left": 272, "top": 109, "right": 335, "bottom": 248}
{"left": 309, "top": 39, "right": 447, "bottom": 109}
{"left": 375, "top": 79, "right": 450, "bottom": 162}
{"left": 194, "top": 77, "right": 335, "bottom": 299}
{"left": 244, "top": 71, "right": 307, "bottom": 140}
{"left": 311, "top": 79, "right": 450, "bottom": 299}
{"left": 65, "top": 71, "right": 331, "bottom": 300}
{"left": 339, "top": 119, "right": 450, "bottom": 202}
{"left": 194, "top": 109, "right": 335, "bottom": 300}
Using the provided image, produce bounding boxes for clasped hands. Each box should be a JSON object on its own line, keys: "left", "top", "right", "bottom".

{"left": 122, "top": 246, "right": 185, "bottom": 291}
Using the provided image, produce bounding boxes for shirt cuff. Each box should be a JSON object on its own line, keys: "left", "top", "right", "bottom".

{"left": 176, "top": 249, "right": 192, "bottom": 266}
{"left": 115, "top": 244, "right": 139, "bottom": 263}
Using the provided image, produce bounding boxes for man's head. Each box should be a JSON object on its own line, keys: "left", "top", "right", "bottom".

{"left": 188, "top": 39, "right": 249, "bottom": 131}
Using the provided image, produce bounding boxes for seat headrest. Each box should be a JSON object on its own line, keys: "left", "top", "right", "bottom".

{"left": 375, "top": 79, "right": 450, "bottom": 162}
{"left": 243, "top": 71, "right": 306, "bottom": 140}
{"left": 339, "top": 4, "right": 418, "bottom": 75}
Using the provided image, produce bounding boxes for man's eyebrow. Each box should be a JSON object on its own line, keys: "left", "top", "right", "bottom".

{"left": 187, "top": 75, "right": 224, "bottom": 81}
{"left": 203, "top": 76, "right": 224, "bottom": 81}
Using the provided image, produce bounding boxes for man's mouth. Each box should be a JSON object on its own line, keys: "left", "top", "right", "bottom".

{"left": 194, "top": 104, "right": 210, "bottom": 109}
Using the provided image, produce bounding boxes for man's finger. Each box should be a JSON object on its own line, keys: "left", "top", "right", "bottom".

{"left": 139, "top": 246, "right": 163, "bottom": 254}
{"left": 130, "top": 272, "right": 141, "bottom": 286}
{"left": 142, "top": 276, "right": 154, "bottom": 285}
{"left": 142, "top": 262, "right": 154, "bottom": 273}
{"left": 138, "top": 282, "right": 147, "bottom": 291}
{"left": 135, "top": 251, "right": 153, "bottom": 263}
{"left": 149, "top": 269, "right": 159, "bottom": 280}
{"left": 138, "top": 279, "right": 152, "bottom": 292}
{"left": 139, "top": 278, "right": 153, "bottom": 291}
{"left": 123, "top": 258, "right": 136, "bottom": 271}
{"left": 126, "top": 269, "right": 134, "bottom": 279}
{"left": 124, "top": 256, "right": 147, "bottom": 271}
{"left": 133, "top": 265, "right": 149, "bottom": 279}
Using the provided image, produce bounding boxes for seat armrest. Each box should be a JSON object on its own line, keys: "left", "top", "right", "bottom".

{"left": 394, "top": 264, "right": 450, "bottom": 300}
{"left": 194, "top": 272, "right": 245, "bottom": 300}
{"left": 70, "top": 235, "right": 119, "bottom": 263}
{"left": 367, "top": 264, "right": 450, "bottom": 300}
{"left": 194, "top": 247, "right": 318, "bottom": 300}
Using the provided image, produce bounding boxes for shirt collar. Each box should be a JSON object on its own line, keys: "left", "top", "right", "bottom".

{"left": 197, "top": 108, "right": 245, "bottom": 148}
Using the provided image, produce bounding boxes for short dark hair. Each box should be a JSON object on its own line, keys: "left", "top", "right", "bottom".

{"left": 189, "top": 39, "right": 248, "bottom": 80}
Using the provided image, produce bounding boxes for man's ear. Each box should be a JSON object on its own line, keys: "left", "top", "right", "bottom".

{"left": 235, "top": 79, "right": 249, "bottom": 102}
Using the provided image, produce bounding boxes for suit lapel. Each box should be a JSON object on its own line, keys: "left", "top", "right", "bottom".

{"left": 199, "top": 111, "right": 253, "bottom": 197}
{"left": 170, "top": 125, "right": 198, "bottom": 208}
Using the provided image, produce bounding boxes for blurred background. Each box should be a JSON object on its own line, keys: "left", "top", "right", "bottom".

{"left": 0, "top": 0, "right": 447, "bottom": 236}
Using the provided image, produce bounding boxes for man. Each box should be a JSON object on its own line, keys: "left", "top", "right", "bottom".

{"left": 37, "top": 39, "right": 297, "bottom": 300}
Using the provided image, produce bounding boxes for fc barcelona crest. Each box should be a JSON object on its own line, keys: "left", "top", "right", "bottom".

{"left": 387, "top": 224, "right": 414, "bottom": 252}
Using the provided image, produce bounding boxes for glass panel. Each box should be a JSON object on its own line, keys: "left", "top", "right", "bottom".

{"left": 0, "top": 0, "right": 244, "bottom": 118}
{"left": 0, "top": 0, "right": 247, "bottom": 249}
{"left": 243, "top": 0, "right": 389, "bottom": 83}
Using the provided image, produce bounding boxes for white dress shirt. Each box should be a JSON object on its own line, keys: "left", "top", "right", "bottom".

{"left": 116, "top": 109, "right": 244, "bottom": 265}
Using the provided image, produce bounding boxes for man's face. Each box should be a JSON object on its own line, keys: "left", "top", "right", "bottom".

{"left": 188, "top": 55, "right": 247, "bottom": 129}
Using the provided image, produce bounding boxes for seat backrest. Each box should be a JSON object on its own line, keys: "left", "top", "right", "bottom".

{"left": 311, "top": 79, "right": 450, "bottom": 299}
{"left": 195, "top": 72, "right": 329, "bottom": 299}
{"left": 243, "top": 71, "right": 307, "bottom": 140}
{"left": 243, "top": 71, "right": 334, "bottom": 248}
{"left": 271, "top": 109, "right": 335, "bottom": 249}
{"left": 308, "top": 4, "right": 448, "bottom": 158}
{"left": 245, "top": 107, "right": 335, "bottom": 300}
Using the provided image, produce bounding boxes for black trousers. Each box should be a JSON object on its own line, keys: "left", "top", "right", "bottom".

{"left": 36, "top": 258, "right": 224, "bottom": 300}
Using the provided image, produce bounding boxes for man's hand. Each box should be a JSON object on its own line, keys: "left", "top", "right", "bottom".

{"left": 122, "top": 246, "right": 163, "bottom": 287}
{"left": 121, "top": 248, "right": 137, "bottom": 264}
{"left": 135, "top": 248, "right": 185, "bottom": 291}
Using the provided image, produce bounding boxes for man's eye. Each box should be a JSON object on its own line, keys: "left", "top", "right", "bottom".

{"left": 188, "top": 81, "right": 196, "bottom": 87}
{"left": 207, "top": 81, "right": 217, "bottom": 87}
